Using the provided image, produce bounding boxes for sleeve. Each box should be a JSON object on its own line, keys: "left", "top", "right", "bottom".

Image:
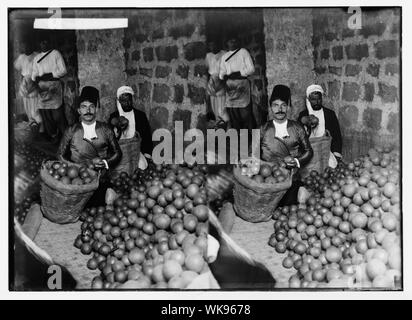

{"left": 57, "top": 127, "right": 74, "bottom": 162}
{"left": 240, "top": 49, "right": 255, "bottom": 77}
{"left": 53, "top": 50, "right": 67, "bottom": 78}
{"left": 219, "top": 55, "right": 227, "bottom": 80}
{"left": 31, "top": 57, "right": 39, "bottom": 81}
{"left": 328, "top": 110, "right": 343, "bottom": 155}
{"left": 137, "top": 111, "right": 154, "bottom": 156}
{"left": 104, "top": 125, "right": 122, "bottom": 168}
{"left": 14, "top": 55, "right": 22, "bottom": 72}
{"left": 295, "top": 123, "right": 313, "bottom": 168}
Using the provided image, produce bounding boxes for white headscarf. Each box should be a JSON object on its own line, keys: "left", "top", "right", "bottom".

{"left": 306, "top": 84, "right": 325, "bottom": 138}
{"left": 306, "top": 85, "right": 338, "bottom": 168}
{"left": 116, "top": 86, "right": 136, "bottom": 140}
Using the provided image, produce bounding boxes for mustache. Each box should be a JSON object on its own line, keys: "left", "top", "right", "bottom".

{"left": 84, "top": 113, "right": 94, "bottom": 116}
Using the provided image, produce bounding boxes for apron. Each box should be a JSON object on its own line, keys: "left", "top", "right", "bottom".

{"left": 111, "top": 133, "right": 142, "bottom": 177}
{"left": 37, "top": 80, "right": 63, "bottom": 110}
{"left": 225, "top": 78, "right": 250, "bottom": 108}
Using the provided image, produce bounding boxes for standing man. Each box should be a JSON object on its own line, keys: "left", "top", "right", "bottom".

{"left": 109, "top": 86, "right": 153, "bottom": 172}
{"left": 58, "top": 86, "right": 122, "bottom": 206}
{"left": 14, "top": 40, "right": 41, "bottom": 132}
{"left": 219, "top": 34, "right": 256, "bottom": 132}
{"left": 206, "top": 40, "right": 228, "bottom": 128}
{"left": 298, "top": 84, "right": 343, "bottom": 167}
{"left": 31, "top": 33, "right": 67, "bottom": 143}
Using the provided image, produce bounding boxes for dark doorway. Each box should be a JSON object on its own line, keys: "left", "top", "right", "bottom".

{"left": 205, "top": 8, "right": 268, "bottom": 127}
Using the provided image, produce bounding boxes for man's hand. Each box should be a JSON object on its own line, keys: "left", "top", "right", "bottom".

{"left": 283, "top": 156, "right": 299, "bottom": 169}
{"left": 92, "top": 158, "right": 107, "bottom": 170}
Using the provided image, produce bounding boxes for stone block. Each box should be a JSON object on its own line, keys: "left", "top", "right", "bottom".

{"left": 375, "top": 40, "right": 399, "bottom": 59}
{"left": 143, "top": 47, "right": 154, "bottom": 62}
{"left": 184, "top": 41, "right": 206, "bottom": 61}
{"left": 150, "top": 106, "right": 169, "bottom": 130}
{"left": 188, "top": 84, "right": 206, "bottom": 105}
{"left": 385, "top": 63, "right": 399, "bottom": 76}
{"left": 155, "top": 65, "right": 172, "bottom": 78}
{"left": 139, "top": 68, "right": 153, "bottom": 78}
{"left": 321, "top": 49, "right": 330, "bottom": 60}
{"left": 332, "top": 46, "right": 343, "bottom": 60}
{"left": 176, "top": 64, "right": 190, "bottom": 79}
{"left": 328, "top": 80, "right": 341, "bottom": 99}
{"left": 345, "top": 44, "right": 369, "bottom": 60}
{"left": 345, "top": 64, "right": 362, "bottom": 77}
{"left": 329, "top": 66, "right": 342, "bottom": 76}
{"left": 139, "top": 81, "right": 152, "bottom": 102}
{"left": 342, "top": 82, "right": 361, "bottom": 101}
{"left": 378, "top": 82, "right": 398, "bottom": 103}
{"left": 155, "top": 45, "right": 178, "bottom": 62}
{"left": 363, "top": 107, "right": 382, "bottom": 131}
{"left": 360, "top": 22, "right": 386, "bottom": 38}
{"left": 153, "top": 83, "right": 171, "bottom": 103}
{"left": 387, "top": 112, "right": 399, "bottom": 134}
{"left": 338, "top": 105, "right": 359, "bottom": 128}
{"left": 131, "top": 50, "right": 140, "bottom": 61}
{"left": 366, "top": 63, "right": 380, "bottom": 77}
{"left": 194, "top": 64, "right": 208, "bottom": 77}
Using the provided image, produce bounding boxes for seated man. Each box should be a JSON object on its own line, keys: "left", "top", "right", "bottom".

{"left": 108, "top": 86, "right": 153, "bottom": 170}
{"left": 57, "top": 86, "right": 122, "bottom": 205}
{"left": 253, "top": 84, "right": 313, "bottom": 205}
{"left": 298, "top": 84, "right": 343, "bottom": 167}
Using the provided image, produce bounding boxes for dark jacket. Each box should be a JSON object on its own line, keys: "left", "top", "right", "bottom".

{"left": 58, "top": 121, "right": 122, "bottom": 168}
{"left": 255, "top": 119, "right": 313, "bottom": 167}
{"left": 109, "top": 108, "right": 153, "bottom": 156}
{"left": 298, "top": 107, "right": 342, "bottom": 155}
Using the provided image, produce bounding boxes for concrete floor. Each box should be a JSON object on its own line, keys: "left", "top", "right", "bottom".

{"left": 229, "top": 216, "right": 295, "bottom": 288}
{"left": 34, "top": 218, "right": 99, "bottom": 289}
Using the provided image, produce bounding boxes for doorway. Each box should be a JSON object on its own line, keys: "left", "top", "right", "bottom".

{"left": 205, "top": 8, "right": 268, "bottom": 127}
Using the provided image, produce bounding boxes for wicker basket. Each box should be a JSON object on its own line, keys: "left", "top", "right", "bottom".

{"left": 40, "top": 161, "right": 99, "bottom": 224}
{"left": 300, "top": 133, "right": 332, "bottom": 178}
{"left": 232, "top": 162, "right": 292, "bottom": 223}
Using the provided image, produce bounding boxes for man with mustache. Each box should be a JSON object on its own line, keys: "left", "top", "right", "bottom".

{"left": 58, "top": 86, "right": 122, "bottom": 205}
{"left": 298, "top": 84, "right": 343, "bottom": 168}
{"left": 253, "top": 84, "right": 313, "bottom": 205}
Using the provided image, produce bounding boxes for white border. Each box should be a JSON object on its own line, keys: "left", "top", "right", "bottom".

{"left": 1, "top": 0, "right": 410, "bottom": 300}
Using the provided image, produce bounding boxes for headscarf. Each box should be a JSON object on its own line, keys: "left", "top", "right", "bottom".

{"left": 305, "top": 84, "right": 325, "bottom": 138}
{"left": 79, "top": 86, "right": 100, "bottom": 140}
{"left": 116, "top": 86, "right": 136, "bottom": 140}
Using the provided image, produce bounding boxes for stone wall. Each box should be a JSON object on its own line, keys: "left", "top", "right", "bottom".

{"left": 264, "top": 9, "right": 316, "bottom": 120}
{"left": 123, "top": 9, "right": 207, "bottom": 133}
{"left": 312, "top": 8, "right": 400, "bottom": 160}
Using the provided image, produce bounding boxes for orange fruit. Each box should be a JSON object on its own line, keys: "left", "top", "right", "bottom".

{"left": 382, "top": 214, "right": 397, "bottom": 231}
{"left": 184, "top": 254, "right": 205, "bottom": 273}
{"left": 325, "top": 246, "right": 342, "bottom": 263}
{"left": 162, "top": 260, "right": 183, "bottom": 281}
{"left": 169, "top": 250, "right": 186, "bottom": 266}
{"left": 168, "top": 276, "right": 186, "bottom": 289}
{"left": 152, "top": 264, "right": 166, "bottom": 283}
{"left": 366, "top": 259, "right": 387, "bottom": 279}
{"left": 351, "top": 213, "right": 367, "bottom": 229}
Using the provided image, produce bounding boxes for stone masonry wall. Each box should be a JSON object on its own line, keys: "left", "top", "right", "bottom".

{"left": 123, "top": 9, "right": 207, "bottom": 134}
{"left": 312, "top": 8, "right": 400, "bottom": 160}
{"left": 264, "top": 9, "right": 317, "bottom": 120}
